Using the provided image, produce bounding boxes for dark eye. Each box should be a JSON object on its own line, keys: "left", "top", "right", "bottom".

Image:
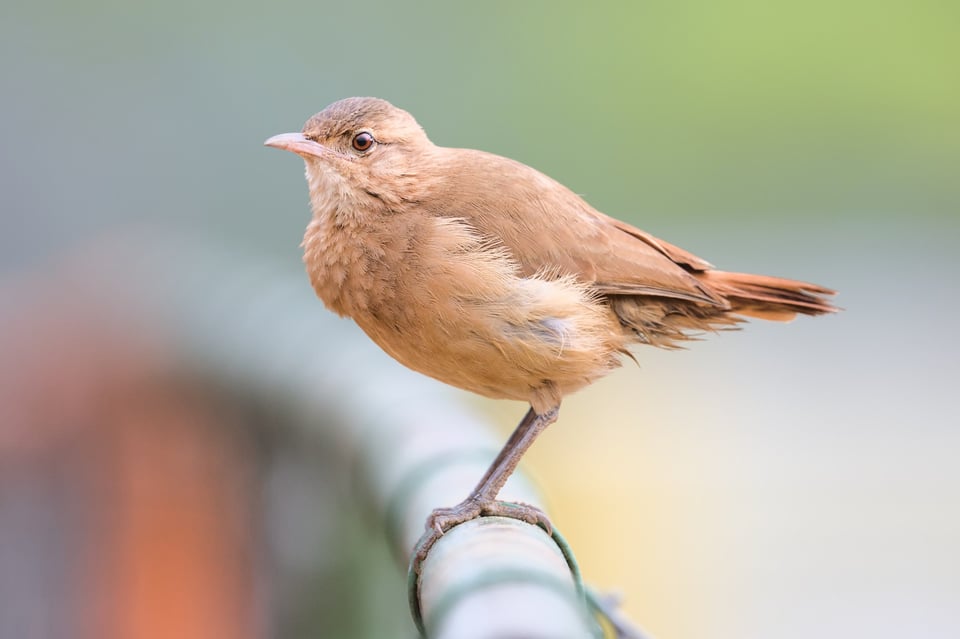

{"left": 352, "top": 132, "right": 375, "bottom": 152}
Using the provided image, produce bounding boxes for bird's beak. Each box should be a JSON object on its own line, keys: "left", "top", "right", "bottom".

{"left": 263, "top": 132, "right": 327, "bottom": 159}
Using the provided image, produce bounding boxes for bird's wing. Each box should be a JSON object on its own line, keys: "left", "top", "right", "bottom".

{"left": 440, "top": 149, "right": 724, "bottom": 306}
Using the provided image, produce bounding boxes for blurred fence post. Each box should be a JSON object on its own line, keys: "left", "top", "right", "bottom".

{"left": 108, "top": 235, "right": 600, "bottom": 638}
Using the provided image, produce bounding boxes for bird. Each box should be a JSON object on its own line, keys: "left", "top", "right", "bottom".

{"left": 265, "top": 96, "right": 836, "bottom": 551}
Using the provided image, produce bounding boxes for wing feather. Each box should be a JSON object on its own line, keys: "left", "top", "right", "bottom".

{"left": 435, "top": 148, "right": 723, "bottom": 306}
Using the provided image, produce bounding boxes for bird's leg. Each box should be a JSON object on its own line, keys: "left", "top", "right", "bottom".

{"left": 423, "top": 406, "right": 559, "bottom": 545}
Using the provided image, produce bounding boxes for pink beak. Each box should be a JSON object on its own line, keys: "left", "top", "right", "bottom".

{"left": 263, "top": 132, "right": 327, "bottom": 158}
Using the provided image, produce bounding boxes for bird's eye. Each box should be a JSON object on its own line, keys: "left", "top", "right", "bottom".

{"left": 352, "top": 132, "right": 375, "bottom": 152}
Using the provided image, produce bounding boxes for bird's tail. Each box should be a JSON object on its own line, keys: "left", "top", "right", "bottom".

{"left": 698, "top": 270, "right": 838, "bottom": 321}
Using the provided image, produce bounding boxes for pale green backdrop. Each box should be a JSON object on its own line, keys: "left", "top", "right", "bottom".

{"left": 2, "top": 2, "right": 958, "bottom": 638}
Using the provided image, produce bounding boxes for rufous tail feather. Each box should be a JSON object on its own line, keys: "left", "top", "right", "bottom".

{"left": 699, "top": 270, "right": 838, "bottom": 321}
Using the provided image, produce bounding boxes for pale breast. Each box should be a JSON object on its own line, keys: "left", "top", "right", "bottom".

{"left": 347, "top": 216, "right": 627, "bottom": 411}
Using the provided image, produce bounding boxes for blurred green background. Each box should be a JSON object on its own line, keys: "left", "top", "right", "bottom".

{"left": 1, "top": 1, "right": 958, "bottom": 638}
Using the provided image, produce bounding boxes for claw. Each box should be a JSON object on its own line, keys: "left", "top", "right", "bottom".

{"left": 480, "top": 500, "right": 552, "bottom": 535}
{"left": 414, "top": 498, "right": 553, "bottom": 571}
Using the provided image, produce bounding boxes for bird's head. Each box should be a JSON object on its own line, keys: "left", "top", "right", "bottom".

{"left": 265, "top": 97, "right": 432, "bottom": 214}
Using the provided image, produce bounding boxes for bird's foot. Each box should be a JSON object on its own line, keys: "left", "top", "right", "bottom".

{"left": 428, "top": 497, "right": 553, "bottom": 536}
{"left": 477, "top": 499, "right": 553, "bottom": 534}
{"left": 413, "top": 498, "right": 553, "bottom": 568}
